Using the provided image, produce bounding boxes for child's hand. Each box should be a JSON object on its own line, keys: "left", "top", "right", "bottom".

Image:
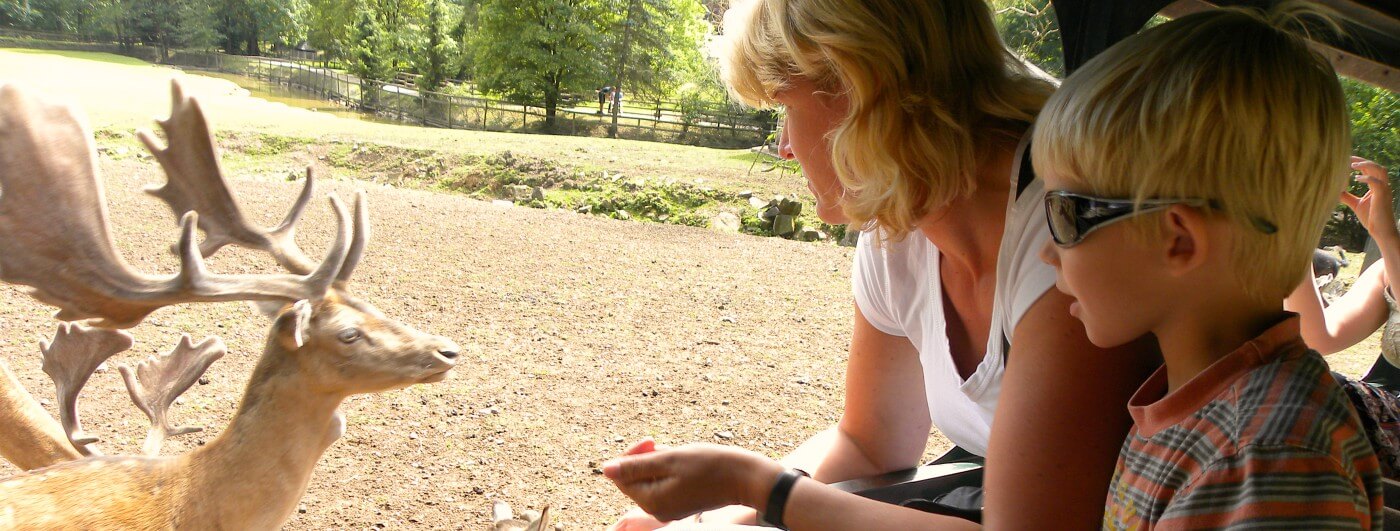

{"left": 602, "top": 442, "right": 784, "bottom": 522}
{"left": 1341, "top": 157, "right": 1398, "bottom": 244}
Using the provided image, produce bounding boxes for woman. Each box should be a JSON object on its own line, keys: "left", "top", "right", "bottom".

{"left": 605, "top": 0, "right": 1158, "bottom": 528}
{"left": 1288, "top": 157, "right": 1400, "bottom": 389}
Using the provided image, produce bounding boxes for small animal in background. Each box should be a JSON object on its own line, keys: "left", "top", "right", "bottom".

{"left": 1312, "top": 246, "right": 1351, "bottom": 307}
{"left": 492, "top": 501, "right": 555, "bottom": 531}
{"left": 1313, "top": 246, "right": 1350, "bottom": 285}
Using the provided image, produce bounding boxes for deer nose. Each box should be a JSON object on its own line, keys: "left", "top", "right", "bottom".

{"left": 436, "top": 339, "right": 461, "bottom": 360}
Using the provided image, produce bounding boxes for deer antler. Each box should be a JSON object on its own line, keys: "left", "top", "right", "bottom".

{"left": 39, "top": 323, "right": 135, "bottom": 456}
{"left": 139, "top": 80, "right": 371, "bottom": 285}
{"left": 119, "top": 334, "right": 227, "bottom": 456}
{"left": 139, "top": 80, "right": 317, "bottom": 274}
{"left": 0, "top": 84, "right": 356, "bottom": 329}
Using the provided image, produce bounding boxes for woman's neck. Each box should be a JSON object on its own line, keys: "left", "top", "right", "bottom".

{"left": 916, "top": 135, "right": 1020, "bottom": 276}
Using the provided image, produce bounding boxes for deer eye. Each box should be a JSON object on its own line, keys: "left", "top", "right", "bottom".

{"left": 336, "top": 328, "right": 362, "bottom": 343}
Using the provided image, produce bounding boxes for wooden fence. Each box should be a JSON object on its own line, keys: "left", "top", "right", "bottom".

{"left": 0, "top": 27, "right": 772, "bottom": 148}
{"left": 165, "top": 52, "right": 771, "bottom": 149}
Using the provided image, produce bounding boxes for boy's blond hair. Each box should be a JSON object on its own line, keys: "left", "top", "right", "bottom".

{"left": 1032, "top": 7, "right": 1351, "bottom": 302}
{"left": 719, "top": 0, "right": 1055, "bottom": 241}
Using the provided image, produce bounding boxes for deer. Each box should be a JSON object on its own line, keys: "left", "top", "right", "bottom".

{"left": 0, "top": 81, "right": 461, "bottom": 529}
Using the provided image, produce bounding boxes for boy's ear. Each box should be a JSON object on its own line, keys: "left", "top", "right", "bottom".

{"left": 1161, "top": 205, "right": 1211, "bottom": 276}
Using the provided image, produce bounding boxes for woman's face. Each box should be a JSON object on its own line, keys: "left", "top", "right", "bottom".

{"left": 774, "top": 78, "right": 850, "bottom": 224}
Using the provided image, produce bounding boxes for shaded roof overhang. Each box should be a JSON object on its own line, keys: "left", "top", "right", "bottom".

{"left": 1050, "top": 0, "right": 1400, "bottom": 91}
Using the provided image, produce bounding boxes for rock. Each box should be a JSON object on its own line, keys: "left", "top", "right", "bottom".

{"left": 710, "top": 213, "right": 741, "bottom": 233}
{"left": 530, "top": 187, "right": 545, "bottom": 201}
{"left": 575, "top": 204, "right": 593, "bottom": 214}
{"left": 198, "top": 376, "right": 210, "bottom": 385}
{"left": 777, "top": 198, "right": 803, "bottom": 216}
{"left": 615, "top": 210, "right": 631, "bottom": 221}
{"left": 759, "top": 205, "right": 779, "bottom": 222}
{"left": 715, "top": 431, "right": 734, "bottom": 440}
{"left": 504, "top": 184, "right": 532, "bottom": 201}
{"left": 772, "top": 215, "right": 796, "bottom": 237}
{"left": 748, "top": 196, "right": 769, "bottom": 209}
{"left": 840, "top": 229, "right": 861, "bottom": 247}
{"left": 738, "top": 190, "right": 754, "bottom": 199}
{"left": 798, "top": 227, "right": 822, "bottom": 242}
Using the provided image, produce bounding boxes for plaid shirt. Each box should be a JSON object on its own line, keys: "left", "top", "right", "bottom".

{"left": 1104, "top": 316, "right": 1383, "bottom": 529}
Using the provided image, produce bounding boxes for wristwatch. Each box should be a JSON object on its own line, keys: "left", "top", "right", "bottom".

{"left": 759, "top": 468, "right": 810, "bottom": 529}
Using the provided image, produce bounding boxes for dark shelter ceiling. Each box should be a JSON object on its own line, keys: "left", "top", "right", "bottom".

{"left": 1050, "top": 0, "right": 1400, "bottom": 91}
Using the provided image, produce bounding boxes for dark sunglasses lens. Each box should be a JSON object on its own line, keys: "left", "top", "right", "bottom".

{"left": 1045, "top": 195, "right": 1080, "bottom": 245}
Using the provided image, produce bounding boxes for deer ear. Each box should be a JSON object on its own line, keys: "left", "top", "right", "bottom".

{"left": 275, "top": 300, "right": 315, "bottom": 349}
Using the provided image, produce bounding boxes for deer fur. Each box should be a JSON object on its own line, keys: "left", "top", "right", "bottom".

{"left": 0, "top": 292, "right": 459, "bottom": 529}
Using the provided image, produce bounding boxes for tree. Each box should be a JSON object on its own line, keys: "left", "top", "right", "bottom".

{"left": 416, "top": 0, "right": 451, "bottom": 91}
{"left": 604, "top": 0, "right": 709, "bottom": 136}
{"left": 348, "top": 2, "right": 393, "bottom": 109}
{"left": 306, "top": 0, "right": 357, "bottom": 63}
{"left": 473, "top": 0, "right": 606, "bottom": 129}
{"left": 447, "top": 0, "right": 479, "bottom": 80}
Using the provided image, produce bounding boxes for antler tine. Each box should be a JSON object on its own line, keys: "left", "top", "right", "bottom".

{"left": 39, "top": 323, "right": 135, "bottom": 456}
{"left": 118, "top": 334, "right": 226, "bottom": 456}
{"left": 138, "top": 79, "right": 317, "bottom": 275}
{"left": 335, "top": 191, "right": 370, "bottom": 285}
{"left": 0, "top": 84, "right": 354, "bottom": 328}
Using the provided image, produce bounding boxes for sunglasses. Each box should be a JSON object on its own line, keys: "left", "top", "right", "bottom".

{"left": 1043, "top": 191, "right": 1276, "bottom": 248}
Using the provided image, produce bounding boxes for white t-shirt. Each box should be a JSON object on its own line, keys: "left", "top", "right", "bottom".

{"left": 851, "top": 135, "right": 1055, "bottom": 456}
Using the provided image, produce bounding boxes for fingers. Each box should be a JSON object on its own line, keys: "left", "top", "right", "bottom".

{"left": 1352, "top": 157, "right": 1388, "bottom": 180}
{"left": 1341, "top": 191, "right": 1361, "bottom": 210}
{"left": 603, "top": 452, "right": 670, "bottom": 483}
{"left": 625, "top": 437, "right": 658, "bottom": 456}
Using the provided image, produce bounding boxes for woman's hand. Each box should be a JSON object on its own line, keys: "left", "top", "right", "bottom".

{"left": 602, "top": 442, "right": 784, "bottom": 522}
{"left": 1342, "top": 157, "right": 1398, "bottom": 245}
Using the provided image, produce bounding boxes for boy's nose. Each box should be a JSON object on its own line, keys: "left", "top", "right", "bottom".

{"left": 1038, "top": 239, "right": 1060, "bottom": 267}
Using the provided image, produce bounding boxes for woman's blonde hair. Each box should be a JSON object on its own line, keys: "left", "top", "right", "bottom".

{"left": 720, "top": 0, "right": 1055, "bottom": 240}
{"left": 1032, "top": 6, "right": 1351, "bottom": 303}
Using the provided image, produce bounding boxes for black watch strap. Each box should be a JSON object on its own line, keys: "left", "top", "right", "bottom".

{"left": 762, "top": 468, "right": 809, "bottom": 530}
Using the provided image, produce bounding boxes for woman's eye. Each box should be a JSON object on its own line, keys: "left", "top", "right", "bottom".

{"left": 337, "top": 329, "right": 362, "bottom": 343}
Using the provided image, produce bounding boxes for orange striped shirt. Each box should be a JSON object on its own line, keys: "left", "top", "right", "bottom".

{"left": 1104, "top": 316, "right": 1382, "bottom": 529}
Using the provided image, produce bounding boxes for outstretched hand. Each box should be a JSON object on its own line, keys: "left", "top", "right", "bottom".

{"left": 1341, "top": 157, "right": 1398, "bottom": 244}
{"left": 602, "top": 441, "right": 784, "bottom": 522}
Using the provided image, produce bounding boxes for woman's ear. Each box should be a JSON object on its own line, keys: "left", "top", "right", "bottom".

{"left": 1161, "top": 205, "right": 1211, "bottom": 276}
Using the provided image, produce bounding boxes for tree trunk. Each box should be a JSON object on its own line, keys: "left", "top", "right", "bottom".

{"left": 609, "top": 0, "right": 639, "bottom": 139}
{"left": 544, "top": 87, "right": 558, "bottom": 131}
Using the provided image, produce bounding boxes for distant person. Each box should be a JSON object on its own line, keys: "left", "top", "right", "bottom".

{"left": 612, "top": 88, "right": 624, "bottom": 116}
{"left": 1289, "top": 158, "right": 1400, "bottom": 389}
{"left": 598, "top": 86, "right": 612, "bottom": 115}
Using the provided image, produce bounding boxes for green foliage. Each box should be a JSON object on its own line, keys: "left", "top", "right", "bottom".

{"left": 348, "top": 3, "right": 390, "bottom": 82}
{"left": 305, "top": 0, "right": 356, "bottom": 60}
{"left": 472, "top": 0, "right": 606, "bottom": 127}
{"left": 604, "top": 0, "right": 709, "bottom": 101}
{"left": 1327, "top": 79, "right": 1400, "bottom": 248}
{"left": 990, "top": 0, "right": 1063, "bottom": 78}
{"left": 415, "top": 0, "right": 450, "bottom": 91}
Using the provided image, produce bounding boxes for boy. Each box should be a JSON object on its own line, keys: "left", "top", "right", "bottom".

{"left": 1034, "top": 7, "right": 1383, "bottom": 529}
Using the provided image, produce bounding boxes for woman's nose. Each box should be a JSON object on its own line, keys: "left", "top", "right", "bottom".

{"left": 777, "top": 126, "right": 795, "bottom": 160}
